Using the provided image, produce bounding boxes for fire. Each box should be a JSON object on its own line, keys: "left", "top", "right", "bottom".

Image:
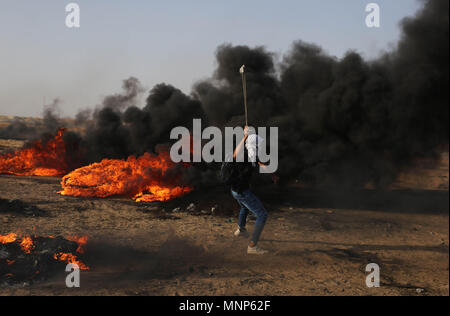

{"left": 20, "top": 236, "right": 34, "bottom": 254}
{"left": 53, "top": 235, "right": 90, "bottom": 270}
{"left": 1, "top": 234, "right": 35, "bottom": 254}
{"left": 133, "top": 185, "right": 192, "bottom": 202}
{"left": 60, "top": 150, "right": 192, "bottom": 202}
{"left": 53, "top": 253, "right": 90, "bottom": 271}
{"left": 0, "top": 128, "right": 81, "bottom": 177}
{"left": 0, "top": 233, "right": 17, "bottom": 244}
{"left": 66, "top": 235, "right": 89, "bottom": 254}
{"left": 1, "top": 233, "right": 89, "bottom": 270}
{"left": 1, "top": 128, "right": 191, "bottom": 202}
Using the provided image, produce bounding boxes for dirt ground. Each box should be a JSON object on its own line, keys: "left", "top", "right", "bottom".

{"left": 0, "top": 173, "right": 448, "bottom": 296}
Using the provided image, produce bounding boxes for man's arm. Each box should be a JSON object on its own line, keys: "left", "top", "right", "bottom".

{"left": 258, "top": 162, "right": 280, "bottom": 184}
{"left": 233, "top": 126, "right": 249, "bottom": 160}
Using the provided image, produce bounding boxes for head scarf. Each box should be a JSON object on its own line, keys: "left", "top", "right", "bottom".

{"left": 246, "top": 134, "right": 264, "bottom": 163}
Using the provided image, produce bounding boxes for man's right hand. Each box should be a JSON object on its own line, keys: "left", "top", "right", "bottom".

{"left": 244, "top": 126, "right": 249, "bottom": 137}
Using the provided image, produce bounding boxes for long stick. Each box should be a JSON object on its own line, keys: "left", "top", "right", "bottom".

{"left": 240, "top": 65, "right": 248, "bottom": 126}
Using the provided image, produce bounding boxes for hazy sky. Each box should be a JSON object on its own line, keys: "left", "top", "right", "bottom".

{"left": 0, "top": 0, "right": 422, "bottom": 117}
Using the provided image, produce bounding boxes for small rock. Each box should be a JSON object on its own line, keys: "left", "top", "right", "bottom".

{"left": 172, "top": 207, "right": 182, "bottom": 213}
{"left": 0, "top": 250, "right": 10, "bottom": 260}
{"left": 416, "top": 288, "right": 425, "bottom": 294}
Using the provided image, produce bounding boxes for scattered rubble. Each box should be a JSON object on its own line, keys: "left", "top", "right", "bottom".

{"left": 172, "top": 207, "right": 182, "bottom": 213}
{"left": 186, "top": 203, "right": 196, "bottom": 213}
{"left": 0, "top": 235, "right": 89, "bottom": 286}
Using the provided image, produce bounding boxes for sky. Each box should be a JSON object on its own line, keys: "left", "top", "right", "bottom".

{"left": 0, "top": 0, "right": 422, "bottom": 117}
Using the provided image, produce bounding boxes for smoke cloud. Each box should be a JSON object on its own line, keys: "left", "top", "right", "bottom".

{"left": 0, "top": 99, "right": 64, "bottom": 140}
{"left": 4, "top": 0, "right": 447, "bottom": 189}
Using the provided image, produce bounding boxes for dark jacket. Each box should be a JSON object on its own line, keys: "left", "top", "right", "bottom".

{"left": 230, "top": 160, "right": 256, "bottom": 194}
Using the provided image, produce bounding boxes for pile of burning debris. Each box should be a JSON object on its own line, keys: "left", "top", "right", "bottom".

{"left": 0, "top": 128, "right": 82, "bottom": 177}
{"left": 0, "top": 129, "right": 193, "bottom": 203}
{"left": 0, "top": 234, "right": 89, "bottom": 286}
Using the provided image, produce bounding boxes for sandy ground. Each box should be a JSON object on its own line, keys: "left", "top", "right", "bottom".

{"left": 1, "top": 127, "right": 449, "bottom": 296}
{"left": 0, "top": 173, "right": 448, "bottom": 296}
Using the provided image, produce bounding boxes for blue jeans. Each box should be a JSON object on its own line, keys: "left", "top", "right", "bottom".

{"left": 231, "top": 189, "right": 268, "bottom": 245}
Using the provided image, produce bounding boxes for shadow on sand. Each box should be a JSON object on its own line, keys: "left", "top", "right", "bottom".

{"left": 259, "top": 186, "right": 449, "bottom": 215}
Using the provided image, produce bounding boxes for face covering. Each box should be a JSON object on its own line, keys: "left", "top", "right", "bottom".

{"left": 246, "top": 134, "right": 264, "bottom": 163}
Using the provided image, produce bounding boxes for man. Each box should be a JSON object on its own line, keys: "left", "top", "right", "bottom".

{"left": 230, "top": 126, "right": 278, "bottom": 255}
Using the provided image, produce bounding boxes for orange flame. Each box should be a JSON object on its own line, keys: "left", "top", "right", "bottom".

{"left": 19, "top": 236, "right": 34, "bottom": 254}
{"left": 66, "top": 235, "right": 89, "bottom": 254}
{"left": 0, "top": 234, "right": 36, "bottom": 254}
{"left": 0, "top": 129, "right": 81, "bottom": 177}
{"left": 0, "top": 233, "right": 18, "bottom": 244}
{"left": 53, "top": 253, "right": 90, "bottom": 271}
{"left": 54, "top": 235, "right": 90, "bottom": 270}
{"left": 1, "top": 233, "right": 90, "bottom": 270}
{"left": 60, "top": 150, "right": 192, "bottom": 202}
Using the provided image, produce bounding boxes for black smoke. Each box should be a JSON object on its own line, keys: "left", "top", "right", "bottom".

{"left": 0, "top": 99, "right": 64, "bottom": 140}
{"left": 0, "top": 118, "right": 37, "bottom": 140}
{"left": 22, "top": 0, "right": 448, "bottom": 189}
{"left": 42, "top": 99, "right": 64, "bottom": 133}
{"left": 76, "top": 78, "right": 204, "bottom": 163}
{"left": 194, "top": 0, "right": 449, "bottom": 187}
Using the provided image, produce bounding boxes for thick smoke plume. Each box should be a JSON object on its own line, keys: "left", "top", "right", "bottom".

{"left": 193, "top": 0, "right": 449, "bottom": 187}
{"left": 82, "top": 0, "right": 449, "bottom": 188}
{"left": 4, "top": 0, "right": 448, "bottom": 189}
{"left": 76, "top": 78, "right": 204, "bottom": 163}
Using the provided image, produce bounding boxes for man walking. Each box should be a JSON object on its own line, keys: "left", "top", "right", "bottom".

{"left": 228, "top": 126, "right": 278, "bottom": 255}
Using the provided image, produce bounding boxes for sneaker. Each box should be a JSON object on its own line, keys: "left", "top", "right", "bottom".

{"left": 247, "top": 246, "right": 269, "bottom": 255}
{"left": 234, "top": 228, "right": 250, "bottom": 238}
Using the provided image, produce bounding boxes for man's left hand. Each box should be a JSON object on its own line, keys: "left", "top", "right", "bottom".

{"left": 272, "top": 174, "right": 280, "bottom": 185}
